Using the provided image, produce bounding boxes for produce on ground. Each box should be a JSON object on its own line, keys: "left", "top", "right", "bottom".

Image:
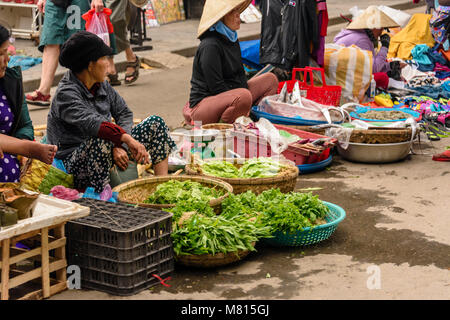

{"left": 143, "top": 180, "right": 225, "bottom": 204}
{"left": 171, "top": 212, "right": 272, "bottom": 256}
{"left": 221, "top": 189, "right": 329, "bottom": 233}
{"left": 199, "top": 158, "right": 284, "bottom": 179}
{"left": 168, "top": 188, "right": 330, "bottom": 257}
{"left": 359, "top": 110, "right": 412, "bottom": 120}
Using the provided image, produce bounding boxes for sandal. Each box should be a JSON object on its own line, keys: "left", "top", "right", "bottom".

{"left": 124, "top": 56, "right": 140, "bottom": 85}
{"left": 25, "top": 90, "right": 51, "bottom": 106}
{"left": 107, "top": 73, "right": 122, "bottom": 86}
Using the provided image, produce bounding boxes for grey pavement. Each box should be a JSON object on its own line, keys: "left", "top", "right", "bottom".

{"left": 12, "top": 0, "right": 450, "bottom": 301}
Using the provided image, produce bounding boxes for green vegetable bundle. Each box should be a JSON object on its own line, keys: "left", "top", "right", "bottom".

{"left": 200, "top": 157, "right": 283, "bottom": 179}
{"left": 221, "top": 189, "right": 329, "bottom": 234}
{"left": 171, "top": 213, "right": 272, "bottom": 256}
{"left": 143, "top": 180, "right": 224, "bottom": 204}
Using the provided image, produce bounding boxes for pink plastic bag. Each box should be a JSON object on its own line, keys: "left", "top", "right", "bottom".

{"left": 50, "top": 185, "right": 80, "bottom": 201}
{"left": 86, "top": 12, "right": 110, "bottom": 46}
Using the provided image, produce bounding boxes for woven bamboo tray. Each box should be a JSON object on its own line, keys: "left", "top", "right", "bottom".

{"left": 112, "top": 175, "right": 233, "bottom": 211}
{"left": 175, "top": 242, "right": 255, "bottom": 268}
{"left": 349, "top": 128, "right": 413, "bottom": 144}
{"left": 201, "top": 123, "right": 234, "bottom": 132}
{"left": 185, "top": 158, "right": 299, "bottom": 194}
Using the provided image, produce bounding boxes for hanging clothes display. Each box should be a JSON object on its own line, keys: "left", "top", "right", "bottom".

{"left": 259, "top": 0, "right": 319, "bottom": 70}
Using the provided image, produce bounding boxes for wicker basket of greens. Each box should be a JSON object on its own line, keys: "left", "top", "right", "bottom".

{"left": 220, "top": 189, "right": 346, "bottom": 247}
{"left": 112, "top": 175, "right": 233, "bottom": 212}
{"left": 172, "top": 209, "right": 271, "bottom": 268}
{"left": 185, "top": 157, "right": 299, "bottom": 194}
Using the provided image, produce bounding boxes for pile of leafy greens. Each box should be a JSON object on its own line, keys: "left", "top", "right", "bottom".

{"left": 221, "top": 189, "right": 329, "bottom": 234}
{"left": 167, "top": 187, "right": 329, "bottom": 256}
{"left": 200, "top": 157, "right": 283, "bottom": 179}
{"left": 171, "top": 213, "right": 272, "bottom": 256}
{"left": 144, "top": 180, "right": 224, "bottom": 205}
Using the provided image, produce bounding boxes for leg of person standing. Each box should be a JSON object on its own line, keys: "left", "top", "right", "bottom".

{"left": 26, "top": 0, "right": 91, "bottom": 106}
{"left": 105, "top": 0, "right": 140, "bottom": 85}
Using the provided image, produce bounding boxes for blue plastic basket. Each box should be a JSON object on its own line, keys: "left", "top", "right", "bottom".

{"left": 298, "top": 155, "right": 333, "bottom": 174}
{"left": 350, "top": 107, "right": 421, "bottom": 122}
{"left": 262, "top": 201, "right": 346, "bottom": 247}
{"left": 251, "top": 106, "right": 331, "bottom": 126}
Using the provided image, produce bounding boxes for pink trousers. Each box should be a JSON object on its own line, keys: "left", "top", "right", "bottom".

{"left": 183, "top": 72, "right": 279, "bottom": 125}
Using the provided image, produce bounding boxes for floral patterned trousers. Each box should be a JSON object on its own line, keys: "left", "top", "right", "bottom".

{"left": 63, "top": 115, "right": 176, "bottom": 193}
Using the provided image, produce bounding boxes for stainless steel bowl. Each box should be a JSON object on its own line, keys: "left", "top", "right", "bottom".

{"left": 337, "top": 141, "right": 412, "bottom": 163}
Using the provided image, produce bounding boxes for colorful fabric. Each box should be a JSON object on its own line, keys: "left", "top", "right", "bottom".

{"left": 388, "top": 14, "right": 435, "bottom": 60}
{"left": 0, "top": 88, "right": 20, "bottom": 183}
{"left": 62, "top": 115, "right": 176, "bottom": 192}
{"left": 430, "top": 4, "right": 450, "bottom": 50}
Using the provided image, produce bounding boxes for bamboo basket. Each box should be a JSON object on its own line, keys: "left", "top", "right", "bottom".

{"left": 201, "top": 123, "right": 234, "bottom": 131}
{"left": 175, "top": 242, "right": 255, "bottom": 268}
{"left": 185, "top": 158, "right": 299, "bottom": 194}
{"left": 112, "top": 175, "right": 233, "bottom": 212}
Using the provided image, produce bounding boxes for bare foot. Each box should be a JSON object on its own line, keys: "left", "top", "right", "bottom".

{"left": 29, "top": 143, "right": 58, "bottom": 165}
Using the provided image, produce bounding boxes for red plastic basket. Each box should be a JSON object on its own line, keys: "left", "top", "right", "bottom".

{"left": 231, "top": 124, "right": 336, "bottom": 166}
{"left": 277, "top": 67, "right": 342, "bottom": 107}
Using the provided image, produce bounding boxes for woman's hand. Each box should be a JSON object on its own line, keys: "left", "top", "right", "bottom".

{"left": 113, "top": 147, "right": 129, "bottom": 171}
{"left": 91, "top": 0, "right": 104, "bottom": 13}
{"left": 121, "top": 134, "right": 150, "bottom": 165}
{"left": 37, "top": 0, "right": 46, "bottom": 13}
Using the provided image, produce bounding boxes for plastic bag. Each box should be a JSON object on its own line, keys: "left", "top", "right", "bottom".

{"left": 86, "top": 12, "right": 110, "bottom": 46}
{"left": 234, "top": 116, "right": 299, "bottom": 154}
{"left": 258, "top": 94, "right": 347, "bottom": 124}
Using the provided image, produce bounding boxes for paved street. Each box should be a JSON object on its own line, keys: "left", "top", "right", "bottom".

{"left": 8, "top": 0, "right": 449, "bottom": 300}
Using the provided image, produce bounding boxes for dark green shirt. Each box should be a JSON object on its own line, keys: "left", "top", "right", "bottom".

{"left": 0, "top": 67, "right": 34, "bottom": 141}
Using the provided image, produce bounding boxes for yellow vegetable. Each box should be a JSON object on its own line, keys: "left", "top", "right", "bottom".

{"left": 374, "top": 94, "right": 393, "bottom": 107}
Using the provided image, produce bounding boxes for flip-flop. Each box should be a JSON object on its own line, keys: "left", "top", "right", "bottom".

{"left": 420, "top": 123, "right": 440, "bottom": 141}
{"left": 432, "top": 150, "right": 450, "bottom": 162}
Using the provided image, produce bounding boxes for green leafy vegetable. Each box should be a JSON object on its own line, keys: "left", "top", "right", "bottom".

{"left": 171, "top": 213, "right": 272, "bottom": 256}
{"left": 221, "top": 189, "right": 329, "bottom": 234}
{"left": 200, "top": 158, "right": 283, "bottom": 179}
{"left": 143, "top": 180, "right": 224, "bottom": 204}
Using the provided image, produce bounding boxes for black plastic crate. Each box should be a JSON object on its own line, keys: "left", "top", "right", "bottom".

{"left": 68, "top": 199, "right": 172, "bottom": 249}
{"left": 67, "top": 244, "right": 173, "bottom": 276}
{"left": 66, "top": 198, "right": 174, "bottom": 295}
{"left": 66, "top": 232, "right": 173, "bottom": 261}
{"left": 79, "top": 259, "right": 174, "bottom": 296}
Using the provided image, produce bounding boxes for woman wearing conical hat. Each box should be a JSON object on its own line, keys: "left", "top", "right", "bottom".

{"left": 334, "top": 6, "right": 406, "bottom": 89}
{"left": 183, "top": 0, "right": 278, "bottom": 125}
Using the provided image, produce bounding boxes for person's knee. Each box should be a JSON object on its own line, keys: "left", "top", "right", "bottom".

{"left": 237, "top": 89, "right": 252, "bottom": 108}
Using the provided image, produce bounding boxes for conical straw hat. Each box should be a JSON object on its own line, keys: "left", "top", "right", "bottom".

{"left": 197, "top": 0, "right": 252, "bottom": 38}
{"left": 346, "top": 5, "right": 400, "bottom": 30}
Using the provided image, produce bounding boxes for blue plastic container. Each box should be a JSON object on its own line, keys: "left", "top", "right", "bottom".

{"left": 262, "top": 201, "right": 346, "bottom": 247}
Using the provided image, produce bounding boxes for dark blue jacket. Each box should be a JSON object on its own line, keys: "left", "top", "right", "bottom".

{"left": 47, "top": 70, "right": 133, "bottom": 159}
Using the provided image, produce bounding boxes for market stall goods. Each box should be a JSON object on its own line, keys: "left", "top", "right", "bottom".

{"left": 185, "top": 158, "right": 299, "bottom": 194}
{"left": 358, "top": 110, "right": 414, "bottom": 120}
{"left": 172, "top": 210, "right": 269, "bottom": 268}
{"left": 67, "top": 198, "right": 174, "bottom": 296}
{"left": 261, "top": 201, "right": 346, "bottom": 247}
{"left": 220, "top": 189, "right": 346, "bottom": 247}
{"left": 112, "top": 175, "right": 233, "bottom": 212}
